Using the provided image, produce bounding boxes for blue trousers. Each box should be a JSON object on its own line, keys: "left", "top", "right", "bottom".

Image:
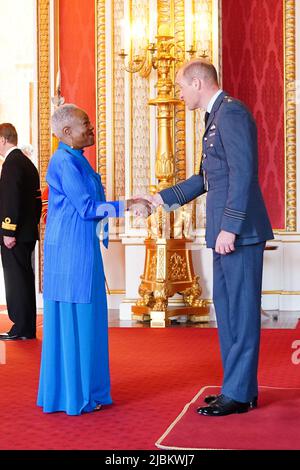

{"left": 213, "top": 242, "right": 265, "bottom": 403}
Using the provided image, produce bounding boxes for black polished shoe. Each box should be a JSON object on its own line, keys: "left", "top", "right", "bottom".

{"left": 204, "top": 393, "right": 258, "bottom": 409}
{"left": 0, "top": 332, "right": 35, "bottom": 341}
{"left": 197, "top": 395, "right": 253, "bottom": 416}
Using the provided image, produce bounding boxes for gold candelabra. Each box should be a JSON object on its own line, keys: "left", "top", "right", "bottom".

{"left": 120, "top": 24, "right": 209, "bottom": 327}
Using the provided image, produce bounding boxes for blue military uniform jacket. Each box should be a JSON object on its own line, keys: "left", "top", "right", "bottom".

{"left": 160, "top": 91, "right": 274, "bottom": 248}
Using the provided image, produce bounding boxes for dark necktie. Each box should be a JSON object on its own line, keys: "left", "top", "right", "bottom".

{"left": 204, "top": 111, "right": 210, "bottom": 127}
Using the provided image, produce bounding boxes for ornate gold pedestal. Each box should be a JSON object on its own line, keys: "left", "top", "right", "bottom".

{"left": 132, "top": 231, "right": 209, "bottom": 327}
{"left": 125, "top": 24, "right": 209, "bottom": 327}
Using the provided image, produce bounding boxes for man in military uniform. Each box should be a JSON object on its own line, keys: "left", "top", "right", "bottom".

{"left": 0, "top": 123, "right": 41, "bottom": 340}
{"left": 144, "top": 59, "right": 274, "bottom": 416}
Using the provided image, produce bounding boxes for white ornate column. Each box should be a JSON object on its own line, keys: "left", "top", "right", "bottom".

{"left": 120, "top": 0, "right": 156, "bottom": 319}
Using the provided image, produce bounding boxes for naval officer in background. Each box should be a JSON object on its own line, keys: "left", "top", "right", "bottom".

{"left": 0, "top": 123, "right": 41, "bottom": 340}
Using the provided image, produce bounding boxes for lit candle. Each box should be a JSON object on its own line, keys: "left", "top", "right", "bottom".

{"left": 56, "top": 68, "right": 61, "bottom": 93}
{"left": 196, "top": 10, "right": 210, "bottom": 56}
{"left": 132, "top": 21, "right": 147, "bottom": 55}
{"left": 185, "top": 11, "right": 194, "bottom": 53}
{"left": 120, "top": 18, "right": 125, "bottom": 51}
{"left": 149, "top": 0, "right": 157, "bottom": 44}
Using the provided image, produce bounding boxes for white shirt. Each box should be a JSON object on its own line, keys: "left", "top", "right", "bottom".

{"left": 206, "top": 89, "right": 223, "bottom": 113}
{"left": 4, "top": 146, "right": 18, "bottom": 159}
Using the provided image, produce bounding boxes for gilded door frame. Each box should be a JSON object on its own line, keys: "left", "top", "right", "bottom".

{"left": 37, "top": 0, "right": 51, "bottom": 193}
{"left": 284, "top": 0, "right": 297, "bottom": 232}
{"left": 37, "top": 0, "right": 59, "bottom": 290}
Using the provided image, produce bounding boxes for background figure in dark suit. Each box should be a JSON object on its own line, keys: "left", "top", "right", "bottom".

{"left": 139, "top": 59, "right": 274, "bottom": 416}
{"left": 0, "top": 123, "right": 41, "bottom": 340}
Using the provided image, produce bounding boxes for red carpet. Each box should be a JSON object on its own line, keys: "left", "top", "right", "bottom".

{"left": 0, "top": 316, "right": 299, "bottom": 450}
{"left": 156, "top": 385, "right": 300, "bottom": 450}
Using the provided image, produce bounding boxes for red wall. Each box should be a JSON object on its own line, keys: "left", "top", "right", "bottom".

{"left": 222, "top": 0, "right": 285, "bottom": 229}
{"left": 59, "top": 0, "right": 96, "bottom": 168}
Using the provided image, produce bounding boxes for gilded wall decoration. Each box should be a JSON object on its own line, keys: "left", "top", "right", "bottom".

{"left": 131, "top": 0, "right": 151, "bottom": 195}
{"left": 96, "top": 0, "right": 107, "bottom": 187}
{"left": 37, "top": 0, "right": 51, "bottom": 292}
{"left": 37, "top": 0, "right": 51, "bottom": 191}
{"left": 113, "top": 0, "right": 126, "bottom": 200}
{"left": 174, "top": 0, "right": 186, "bottom": 183}
{"left": 284, "top": 0, "right": 296, "bottom": 232}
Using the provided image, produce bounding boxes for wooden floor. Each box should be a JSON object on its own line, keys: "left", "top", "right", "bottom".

{"left": 108, "top": 310, "right": 300, "bottom": 329}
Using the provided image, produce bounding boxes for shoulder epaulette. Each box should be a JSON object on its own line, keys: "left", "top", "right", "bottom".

{"left": 223, "top": 95, "right": 234, "bottom": 103}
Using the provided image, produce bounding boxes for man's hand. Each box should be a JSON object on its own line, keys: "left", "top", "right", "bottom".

{"left": 125, "top": 198, "right": 155, "bottom": 217}
{"left": 132, "top": 193, "right": 164, "bottom": 209}
{"left": 126, "top": 193, "right": 164, "bottom": 218}
{"left": 3, "top": 236, "right": 16, "bottom": 249}
{"left": 215, "top": 230, "right": 236, "bottom": 255}
{"left": 143, "top": 193, "right": 164, "bottom": 208}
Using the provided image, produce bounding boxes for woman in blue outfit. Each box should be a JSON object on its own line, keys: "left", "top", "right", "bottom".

{"left": 37, "top": 104, "right": 151, "bottom": 415}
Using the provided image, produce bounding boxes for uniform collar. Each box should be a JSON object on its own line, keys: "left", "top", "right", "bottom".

{"left": 58, "top": 141, "right": 84, "bottom": 158}
{"left": 204, "top": 91, "right": 227, "bottom": 133}
{"left": 206, "top": 89, "right": 223, "bottom": 113}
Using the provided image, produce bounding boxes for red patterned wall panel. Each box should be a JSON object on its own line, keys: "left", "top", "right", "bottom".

{"left": 222, "top": 0, "right": 284, "bottom": 229}
{"left": 59, "top": 0, "right": 96, "bottom": 168}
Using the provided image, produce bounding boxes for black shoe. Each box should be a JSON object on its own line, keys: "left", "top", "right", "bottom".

{"left": 197, "top": 395, "right": 254, "bottom": 416}
{"left": 0, "top": 332, "right": 35, "bottom": 341}
{"left": 204, "top": 393, "right": 258, "bottom": 409}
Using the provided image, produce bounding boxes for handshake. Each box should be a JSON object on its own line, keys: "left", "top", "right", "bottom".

{"left": 125, "top": 193, "right": 164, "bottom": 217}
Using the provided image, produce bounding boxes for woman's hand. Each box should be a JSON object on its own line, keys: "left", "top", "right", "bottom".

{"left": 125, "top": 197, "right": 156, "bottom": 217}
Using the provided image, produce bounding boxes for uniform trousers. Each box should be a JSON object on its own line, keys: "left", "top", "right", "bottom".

{"left": 212, "top": 242, "right": 265, "bottom": 403}
{"left": 1, "top": 241, "right": 37, "bottom": 337}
